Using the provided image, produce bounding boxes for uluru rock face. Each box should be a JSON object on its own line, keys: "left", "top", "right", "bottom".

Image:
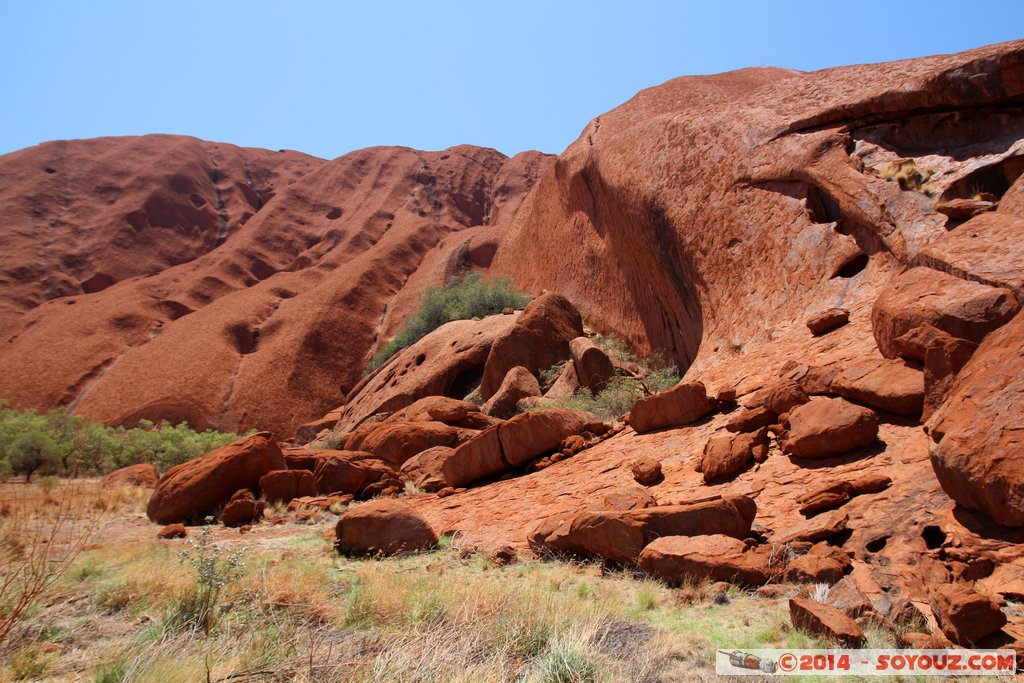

{"left": 4, "top": 41, "right": 1024, "bottom": 647}
{"left": 0, "top": 138, "right": 551, "bottom": 434}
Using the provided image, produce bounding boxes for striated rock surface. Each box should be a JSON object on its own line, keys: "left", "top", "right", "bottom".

{"left": 0, "top": 141, "right": 550, "bottom": 435}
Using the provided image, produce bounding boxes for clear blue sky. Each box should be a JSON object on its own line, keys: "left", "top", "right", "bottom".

{"left": 1, "top": 1, "right": 1021, "bottom": 159}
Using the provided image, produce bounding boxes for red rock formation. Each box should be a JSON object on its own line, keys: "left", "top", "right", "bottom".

{"left": 101, "top": 463, "right": 160, "bottom": 488}
{"left": 146, "top": 432, "right": 284, "bottom": 524}
{"left": 0, "top": 140, "right": 550, "bottom": 435}
{"left": 335, "top": 499, "right": 438, "bottom": 555}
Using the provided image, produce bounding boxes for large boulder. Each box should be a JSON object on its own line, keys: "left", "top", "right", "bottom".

{"left": 385, "top": 396, "right": 490, "bottom": 428}
{"left": 921, "top": 331, "right": 978, "bottom": 420}
{"left": 830, "top": 357, "right": 924, "bottom": 416}
{"left": 783, "top": 397, "right": 879, "bottom": 458}
{"left": 220, "top": 489, "right": 264, "bottom": 527}
{"left": 102, "top": 463, "right": 160, "bottom": 488}
{"left": 336, "top": 315, "right": 519, "bottom": 432}
{"left": 282, "top": 447, "right": 323, "bottom": 472}
{"left": 440, "top": 427, "right": 508, "bottom": 488}
{"left": 929, "top": 583, "right": 1007, "bottom": 646}
{"left": 638, "top": 535, "right": 773, "bottom": 586}
{"left": 335, "top": 498, "right": 438, "bottom": 555}
{"left": 147, "top": 432, "right": 285, "bottom": 524}
{"left": 344, "top": 420, "right": 466, "bottom": 467}
{"left": 480, "top": 293, "right": 584, "bottom": 399}
{"left": 871, "top": 267, "right": 1018, "bottom": 359}
{"left": 789, "top": 597, "right": 866, "bottom": 647}
{"left": 482, "top": 366, "right": 541, "bottom": 419}
{"left": 783, "top": 542, "right": 852, "bottom": 583}
{"left": 529, "top": 495, "right": 756, "bottom": 562}
{"left": 312, "top": 451, "right": 395, "bottom": 496}
{"left": 701, "top": 428, "right": 768, "bottom": 483}
{"left": 399, "top": 446, "right": 453, "bottom": 492}
{"left": 915, "top": 212, "right": 1024, "bottom": 302}
{"left": 629, "top": 381, "right": 715, "bottom": 434}
{"left": 927, "top": 310, "right": 1024, "bottom": 526}
{"left": 569, "top": 337, "right": 615, "bottom": 392}
{"left": 498, "top": 409, "right": 604, "bottom": 467}
{"left": 259, "top": 469, "right": 317, "bottom": 503}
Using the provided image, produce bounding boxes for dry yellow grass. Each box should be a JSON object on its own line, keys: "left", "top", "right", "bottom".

{"left": 0, "top": 481, "right": 955, "bottom": 682}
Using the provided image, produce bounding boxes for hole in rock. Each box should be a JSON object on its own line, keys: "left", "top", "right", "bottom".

{"left": 44, "top": 167, "right": 56, "bottom": 174}
{"left": 414, "top": 353, "right": 426, "bottom": 366}
{"left": 326, "top": 207, "right": 342, "bottom": 220}
{"left": 446, "top": 365, "right": 483, "bottom": 401}
{"left": 921, "top": 525, "right": 946, "bottom": 550}
{"left": 158, "top": 299, "right": 194, "bottom": 320}
{"left": 865, "top": 536, "right": 889, "bottom": 553}
{"left": 940, "top": 154, "right": 1024, "bottom": 202}
{"left": 189, "top": 193, "right": 207, "bottom": 208}
{"left": 226, "top": 323, "right": 257, "bottom": 355}
{"left": 832, "top": 253, "right": 869, "bottom": 278}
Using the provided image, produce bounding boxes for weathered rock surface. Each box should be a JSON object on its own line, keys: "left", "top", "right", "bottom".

{"left": 872, "top": 267, "right": 1018, "bottom": 359}
{"left": 929, "top": 583, "right": 1007, "bottom": 645}
{"left": 629, "top": 382, "right": 715, "bottom": 434}
{"left": 344, "top": 420, "right": 466, "bottom": 467}
{"left": 480, "top": 293, "right": 584, "bottom": 399}
{"left": 638, "top": 535, "right": 773, "bottom": 586}
{"left": 783, "top": 397, "right": 879, "bottom": 458}
{"left": 259, "top": 469, "right": 317, "bottom": 503}
{"left": 146, "top": 432, "right": 284, "bottom": 524}
{"left": 830, "top": 358, "right": 924, "bottom": 416}
{"left": 789, "top": 597, "right": 866, "bottom": 647}
{"left": 807, "top": 308, "right": 850, "bottom": 336}
{"left": 335, "top": 499, "right": 438, "bottom": 555}
{"left": 0, "top": 140, "right": 549, "bottom": 436}
{"left": 927, "top": 310, "right": 1024, "bottom": 526}
{"left": 482, "top": 366, "right": 541, "bottom": 419}
{"left": 312, "top": 451, "right": 395, "bottom": 497}
{"left": 915, "top": 212, "right": 1024, "bottom": 301}
{"left": 569, "top": 337, "right": 615, "bottom": 392}
{"left": 102, "top": 463, "right": 160, "bottom": 488}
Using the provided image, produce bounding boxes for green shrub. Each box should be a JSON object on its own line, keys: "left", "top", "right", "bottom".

{"left": 0, "top": 404, "right": 245, "bottom": 477}
{"left": 365, "top": 272, "right": 531, "bottom": 373}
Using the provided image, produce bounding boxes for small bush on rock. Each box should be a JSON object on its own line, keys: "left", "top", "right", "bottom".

{"left": 366, "top": 272, "right": 531, "bottom": 373}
